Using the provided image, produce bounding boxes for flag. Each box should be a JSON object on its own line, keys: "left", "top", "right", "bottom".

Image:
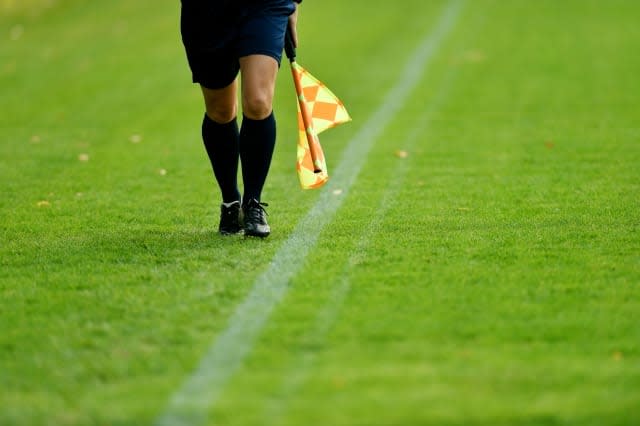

{"left": 290, "top": 62, "right": 351, "bottom": 189}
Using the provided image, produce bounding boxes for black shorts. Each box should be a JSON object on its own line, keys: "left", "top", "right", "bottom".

{"left": 180, "top": 0, "right": 296, "bottom": 89}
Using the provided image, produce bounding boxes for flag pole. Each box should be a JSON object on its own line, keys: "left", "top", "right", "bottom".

{"left": 284, "top": 27, "right": 323, "bottom": 174}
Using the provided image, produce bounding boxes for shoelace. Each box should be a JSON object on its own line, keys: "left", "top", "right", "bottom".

{"left": 245, "top": 201, "right": 269, "bottom": 221}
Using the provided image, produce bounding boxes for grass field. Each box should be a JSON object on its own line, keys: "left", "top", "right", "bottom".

{"left": 1, "top": 0, "right": 639, "bottom": 425}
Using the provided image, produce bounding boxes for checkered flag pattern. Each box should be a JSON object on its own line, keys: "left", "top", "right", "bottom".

{"left": 291, "top": 62, "right": 351, "bottom": 189}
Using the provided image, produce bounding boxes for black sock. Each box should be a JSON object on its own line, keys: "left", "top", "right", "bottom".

{"left": 201, "top": 114, "right": 241, "bottom": 204}
{"left": 239, "top": 112, "right": 276, "bottom": 204}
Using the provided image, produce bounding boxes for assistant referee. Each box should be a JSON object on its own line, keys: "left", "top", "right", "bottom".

{"left": 180, "top": 0, "right": 302, "bottom": 238}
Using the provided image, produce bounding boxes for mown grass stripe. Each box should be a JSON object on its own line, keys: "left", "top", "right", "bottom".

{"left": 156, "top": 2, "right": 464, "bottom": 424}
{"left": 262, "top": 71, "right": 460, "bottom": 423}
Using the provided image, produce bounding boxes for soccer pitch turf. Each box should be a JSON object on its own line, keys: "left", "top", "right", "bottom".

{"left": 1, "top": 0, "right": 639, "bottom": 425}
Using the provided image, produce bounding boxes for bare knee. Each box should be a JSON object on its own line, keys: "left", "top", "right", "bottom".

{"left": 201, "top": 83, "right": 237, "bottom": 123}
{"left": 242, "top": 92, "right": 273, "bottom": 120}
{"left": 206, "top": 103, "right": 237, "bottom": 123}
{"left": 239, "top": 55, "right": 277, "bottom": 120}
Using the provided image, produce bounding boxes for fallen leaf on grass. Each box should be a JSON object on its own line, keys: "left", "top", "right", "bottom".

{"left": 332, "top": 377, "right": 346, "bottom": 389}
{"left": 544, "top": 141, "right": 555, "bottom": 149}
{"left": 3, "top": 61, "right": 17, "bottom": 75}
{"left": 9, "top": 25, "right": 24, "bottom": 41}
{"left": 395, "top": 150, "right": 408, "bottom": 159}
{"left": 452, "top": 49, "right": 487, "bottom": 65}
{"left": 462, "top": 50, "right": 486, "bottom": 63}
{"left": 78, "top": 153, "right": 89, "bottom": 162}
{"left": 36, "top": 200, "right": 50, "bottom": 208}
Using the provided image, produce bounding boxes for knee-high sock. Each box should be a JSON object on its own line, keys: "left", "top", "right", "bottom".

{"left": 239, "top": 112, "right": 276, "bottom": 204}
{"left": 201, "top": 113, "right": 241, "bottom": 204}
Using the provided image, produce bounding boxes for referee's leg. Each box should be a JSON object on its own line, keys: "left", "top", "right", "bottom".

{"left": 238, "top": 54, "right": 279, "bottom": 236}
{"left": 239, "top": 55, "right": 278, "bottom": 120}
{"left": 201, "top": 81, "right": 238, "bottom": 124}
{"left": 200, "top": 81, "right": 243, "bottom": 217}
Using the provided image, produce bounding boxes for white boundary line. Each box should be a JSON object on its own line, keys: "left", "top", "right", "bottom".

{"left": 156, "top": 2, "right": 464, "bottom": 424}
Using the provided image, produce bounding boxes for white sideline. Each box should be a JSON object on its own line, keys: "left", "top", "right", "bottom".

{"left": 156, "top": 2, "right": 464, "bottom": 424}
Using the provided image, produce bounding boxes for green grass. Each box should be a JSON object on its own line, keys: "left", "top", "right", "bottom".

{"left": 1, "top": 0, "right": 639, "bottom": 425}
